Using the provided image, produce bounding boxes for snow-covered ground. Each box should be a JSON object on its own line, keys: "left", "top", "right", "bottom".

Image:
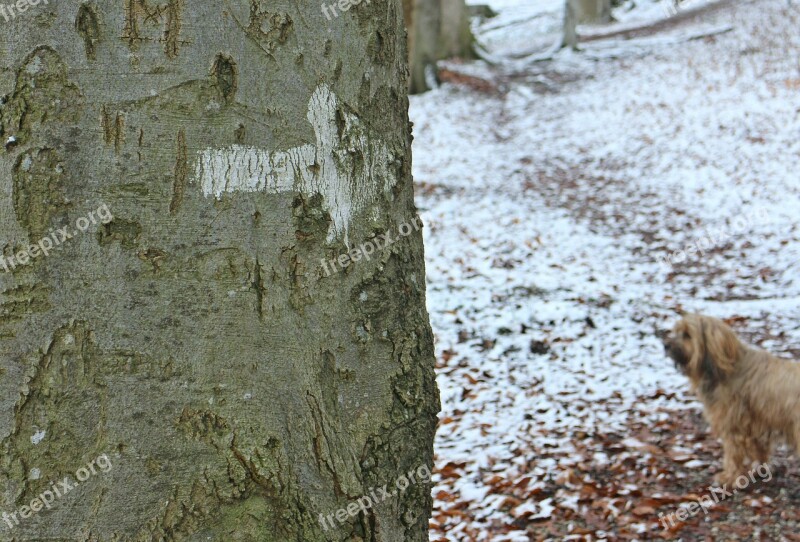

{"left": 411, "top": 0, "right": 800, "bottom": 539}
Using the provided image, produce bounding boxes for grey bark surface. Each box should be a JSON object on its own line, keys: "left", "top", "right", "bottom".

{"left": 562, "top": 0, "right": 613, "bottom": 48}
{"left": 405, "top": 0, "right": 441, "bottom": 94}
{"left": 562, "top": 0, "right": 580, "bottom": 49}
{"left": 438, "top": 0, "right": 474, "bottom": 61}
{"left": 575, "top": 0, "right": 612, "bottom": 22}
{"left": 0, "top": 0, "right": 439, "bottom": 540}
{"left": 403, "top": 0, "right": 474, "bottom": 94}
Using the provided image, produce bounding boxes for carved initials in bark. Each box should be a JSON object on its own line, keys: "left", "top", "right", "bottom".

{"left": 122, "top": 0, "right": 185, "bottom": 58}
{"left": 101, "top": 105, "right": 125, "bottom": 152}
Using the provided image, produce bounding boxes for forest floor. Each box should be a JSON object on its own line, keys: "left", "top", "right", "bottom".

{"left": 410, "top": 0, "right": 800, "bottom": 540}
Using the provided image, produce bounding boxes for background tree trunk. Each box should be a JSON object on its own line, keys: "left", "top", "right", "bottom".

{"left": 404, "top": 0, "right": 475, "bottom": 94}
{"left": 439, "top": 0, "right": 475, "bottom": 60}
{"left": 576, "top": 0, "right": 612, "bottom": 23}
{"left": 562, "top": 0, "right": 581, "bottom": 49}
{"left": 562, "top": 0, "right": 614, "bottom": 49}
{"left": 0, "top": 0, "right": 438, "bottom": 540}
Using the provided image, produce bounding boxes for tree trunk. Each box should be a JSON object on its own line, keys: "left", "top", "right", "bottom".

{"left": 0, "top": 0, "right": 438, "bottom": 540}
{"left": 405, "top": 0, "right": 441, "bottom": 94}
{"left": 404, "top": 0, "right": 474, "bottom": 94}
{"left": 562, "top": 0, "right": 580, "bottom": 49}
{"left": 576, "top": 0, "right": 612, "bottom": 23}
{"left": 562, "top": 0, "right": 613, "bottom": 48}
{"left": 439, "top": 0, "right": 474, "bottom": 60}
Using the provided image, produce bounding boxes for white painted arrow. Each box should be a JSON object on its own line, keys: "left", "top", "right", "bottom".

{"left": 195, "top": 85, "right": 396, "bottom": 245}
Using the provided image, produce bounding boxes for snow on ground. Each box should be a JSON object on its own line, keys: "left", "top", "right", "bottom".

{"left": 411, "top": 0, "right": 800, "bottom": 539}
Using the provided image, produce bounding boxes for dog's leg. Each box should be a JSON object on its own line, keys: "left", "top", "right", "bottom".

{"left": 792, "top": 425, "right": 800, "bottom": 455}
{"left": 752, "top": 433, "right": 774, "bottom": 466}
{"left": 717, "top": 435, "right": 747, "bottom": 486}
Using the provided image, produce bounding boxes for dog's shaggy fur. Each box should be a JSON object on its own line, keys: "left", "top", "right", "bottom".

{"left": 664, "top": 314, "right": 800, "bottom": 485}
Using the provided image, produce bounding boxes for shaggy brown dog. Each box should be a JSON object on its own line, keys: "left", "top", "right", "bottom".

{"left": 664, "top": 313, "right": 800, "bottom": 485}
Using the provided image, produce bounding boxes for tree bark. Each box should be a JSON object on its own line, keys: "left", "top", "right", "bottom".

{"left": 562, "top": 0, "right": 580, "bottom": 49}
{"left": 439, "top": 0, "right": 474, "bottom": 60}
{"left": 577, "top": 0, "right": 612, "bottom": 23}
{"left": 404, "top": 0, "right": 474, "bottom": 94}
{"left": 562, "top": 0, "right": 613, "bottom": 49}
{"left": 0, "top": 0, "right": 438, "bottom": 540}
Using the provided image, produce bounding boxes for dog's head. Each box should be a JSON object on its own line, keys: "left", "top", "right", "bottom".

{"left": 663, "top": 314, "right": 740, "bottom": 390}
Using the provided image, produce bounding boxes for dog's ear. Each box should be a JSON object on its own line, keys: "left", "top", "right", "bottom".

{"left": 684, "top": 315, "right": 706, "bottom": 379}
{"left": 699, "top": 316, "right": 739, "bottom": 384}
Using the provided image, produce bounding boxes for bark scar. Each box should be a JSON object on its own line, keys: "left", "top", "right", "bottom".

{"left": 76, "top": 4, "right": 102, "bottom": 61}
{"left": 170, "top": 129, "right": 188, "bottom": 214}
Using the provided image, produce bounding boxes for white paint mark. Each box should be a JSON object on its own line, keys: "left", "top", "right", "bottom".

{"left": 195, "top": 85, "right": 396, "bottom": 245}
{"left": 31, "top": 429, "right": 46, "bottom": 445}
{"left": 29, "top": 468, "right": 41, "bottom": 480}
